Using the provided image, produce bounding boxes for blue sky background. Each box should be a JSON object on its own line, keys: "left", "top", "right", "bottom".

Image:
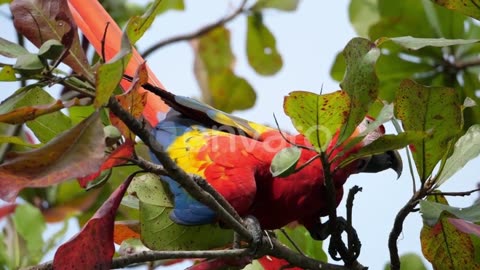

{"left": 1, "top": 0, "right": 480, "bottom": 269}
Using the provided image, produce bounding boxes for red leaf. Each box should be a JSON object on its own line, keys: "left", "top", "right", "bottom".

{"left": 10, "top": 0, "right": 92, "bottom": 80}
{"left": 77, "top": 140, "right": 135, "bottom": 187}
{"left": 0, "top": 204, "right": 17, "bottom": 220}
{"left": 42, "top": 188, "right": 102, "bottom": 223}
{"left": 449, "top": 218, "right": 480, "bottom": 237}
{"left": 113, "top": 220, "right": 141, "bottom": 244}
{"left": 258, "top": 256, "right": 303, "bottom": 270}
{"left": 53, "top": 175, "right": 134, "bottom": 269}
{"left": 0, "top": 112, "right": 104, "bottom": 202}
{"left": 109, "top": 64, "right": 148, "bottom": 140}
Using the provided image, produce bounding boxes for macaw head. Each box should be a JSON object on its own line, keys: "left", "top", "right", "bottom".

{"left": 349, "top": 117, "right": 403, "bottom": 178}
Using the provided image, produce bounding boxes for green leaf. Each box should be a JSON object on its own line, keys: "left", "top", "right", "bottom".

{"left": 430, "top": 0, "right": 480, "bottom": 20}
{"left": 0, "top": 37, "right": 29, "bottom": 58}
{"left": 0, "top": 86, "right": 71, "bottom": 142}
{"left": 0, "top": 66, "right": 17, "bottom": 81}
{"left": 348, "top": 0, "right": 380, "bottom": 37}
{"left": 277, "top": 226, "right": 327, "bottom": 261}
{"left": 194, "top": 27, "right": 256, "bottom": 112}
{"left": 420, "top": 199, "right": 480, "bottom": 226}
{"left": 12, "top": 203, "right": 46, "bottom": 264}
{"left": 195, "top": 27, "right": 234, "bottom": 72}
{"left": 270, "top": 146, "right": 301, "bottom": 177}
{"left": 380, "top": 36, "right": 480, "bottom": 50}
{"left": 420, "top": 195, "right": 480, "bottom": 269}
{"left": 338, "top": 37, "right": 380, "bottom": 144}
{"left": 422, "top": 0, "right": 469, "bottom": 39}
{"left": 208, "top": 70, "right": 256, "bottom": 112}
{"left": 370, "top": 0, "right": 438, "bottom": 40}
{"left": 243, "top": 260, "right": 264, "bottom": 270}
{"left": 284, "top": 90, "right": 351, "bottom": 151}
{"left": 94, "top": 33, "right": 132, "bottom": 108}
{"left": 0, "top": 136, "right": 41, "bottom": 148}
{"left": 13, "top": 53, "right": 45, "bottom": 75}
{"left": 436, "top": 124, "right": 480, "bottom": 186}
{"left": 330, "top": 52, "right": 346, "bottom": 82}
{"left": 38, "top": 39, "right": 64, "bottom": 60}
{"left": 394, "top": 79, "right": 462, "bottom": 181}
{"left": 0, "top": 233, "right": 7, "bottom": 270}
{"left": 128, "top": 174, "right": 233, "bottom": 250}
{"left": 384, "top": 253, "right": 427, "bottom": 270}
{"left": 246, "top": 13, "right": 283, "bottom": 76}
{"left": 252, "top": 0, "right": 299, "bottom": 11}
{"left": 128, "top": 174, "right": 172, "bottom": 207}
{"left": 359, "top": 103, "right": 394, "bottom": 137}
{"left": 126, "top": 0, "right": 184, "bottom": 44}
{"left": 340, "top": 131, "right": 424, "bottom": 168}
{"left": 375, "top": 52, "right": 433, "bottom": 102}
{"left": 68, "top": 105, "right": 96, "bottom": 125}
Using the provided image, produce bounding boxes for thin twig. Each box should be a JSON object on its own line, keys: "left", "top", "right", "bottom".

{"left": 429, "top": 187, "right": 480, "bottom": 197}
{"left": 452, "top": 57, "right": 480, "bottom": 70}
{"left": 388, "top": 189, "right": 426, "bottom": 270}
{"left": 346, "top": 185, "right": 362, "bottom": 262}
{"left": 142, "top": 0, "right": 248, "bottom": 58}
{"left": 129, "top": 156, "right": 168, "bottom": 175}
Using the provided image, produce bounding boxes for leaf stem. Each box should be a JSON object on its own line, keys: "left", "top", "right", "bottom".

{"left": 142, "top": 0, "right": 248, "bottom": 58}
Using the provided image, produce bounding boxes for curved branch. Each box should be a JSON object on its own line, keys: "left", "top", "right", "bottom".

{"left": 142, "top": 0, "right": 248, "bottom": 58}
{"left": 388, "top": 189, "right": 426, "bottom": 270}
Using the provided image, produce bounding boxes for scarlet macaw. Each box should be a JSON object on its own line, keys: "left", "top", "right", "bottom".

{"left": 68, "top": 0, "right": 402, "bottom": 243}
{"left": 139, "top": 82, "right": 402, "bottom": 234}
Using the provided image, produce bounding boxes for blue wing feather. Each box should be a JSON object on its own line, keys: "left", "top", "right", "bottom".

{"left": 150, "top": 109, "right": 217, "bottom": 225}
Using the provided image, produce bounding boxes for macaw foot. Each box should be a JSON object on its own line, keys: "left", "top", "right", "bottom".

{"left": 309, "top": 217, "right": 361, "bottom": 263}
{"left": 243, "top": 215, "right": 264, "bottom": 254}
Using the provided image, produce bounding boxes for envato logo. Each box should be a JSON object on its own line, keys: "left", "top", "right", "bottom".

{"left": 163, "top": 123, "right": 334, "bottom": 155}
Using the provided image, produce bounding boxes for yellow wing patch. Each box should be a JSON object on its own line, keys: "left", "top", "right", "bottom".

{"left": 166, "top": 126, "right": 226, "bottom": 177}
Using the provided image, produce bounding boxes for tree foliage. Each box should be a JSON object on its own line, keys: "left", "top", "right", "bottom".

{"left": 0, "top": 0, "right": 480, "bottom": 270}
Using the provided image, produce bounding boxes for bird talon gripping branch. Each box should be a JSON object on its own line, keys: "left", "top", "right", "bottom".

{"left": 243, "top": 215, "right": 264, "bottom": 254}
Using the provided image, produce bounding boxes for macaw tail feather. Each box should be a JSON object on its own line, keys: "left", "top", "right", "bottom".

{"left": 68, "top": 0, "right": 168, "bottom": 126}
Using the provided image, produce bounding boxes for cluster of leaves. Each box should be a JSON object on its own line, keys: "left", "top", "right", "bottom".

{"left": 322, "top": 0, "right": 480, "bottom": 269}
{"left": 1, "top": 0, "right": 480, "bottom": 269}
{"left": 191, "top": 0, "right": 296, "bottom": 113}
{"left": 0, "top": 0, "right": 321, "bottom": 269}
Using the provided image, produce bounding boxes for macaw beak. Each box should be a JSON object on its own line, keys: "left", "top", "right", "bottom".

{"left": 358, "top": 150, "right": 403, "bottom": 179}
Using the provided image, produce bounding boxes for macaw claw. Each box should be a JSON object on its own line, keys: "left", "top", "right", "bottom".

{"left": 243, "top": 215, "right": 263, "bottom": 254}
{"left": 309, "top": 217, "right": 361, "bottom": 263}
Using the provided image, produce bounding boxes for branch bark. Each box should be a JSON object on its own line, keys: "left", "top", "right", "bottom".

{"left": 142, "top": 0, "right": 248, "bottom": 58}
{"left": 388, "top": 189, "right": 427, "bottom": 270}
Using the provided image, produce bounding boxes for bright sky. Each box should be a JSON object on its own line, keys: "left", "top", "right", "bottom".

{"left": 1, "top": 1, "right": 479, "bottom": 269}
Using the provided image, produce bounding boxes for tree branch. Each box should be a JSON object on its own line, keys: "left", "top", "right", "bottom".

{"left": 107, "top": 97, "right": 252, "bottom": 241}
{"left": 388, "top": 189, "right": 427, "bottom": 270}
{"left": 453, "top": 57, "right": 480, "bottom": 70}
{"left": 142, "top": 0, "right": 248, "bottom": 58}
{"left": 430, "top": 187, "right": 480, "bottom": 197}
{"left": 24, "top": 249, "right": 251, "bottom": 270}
